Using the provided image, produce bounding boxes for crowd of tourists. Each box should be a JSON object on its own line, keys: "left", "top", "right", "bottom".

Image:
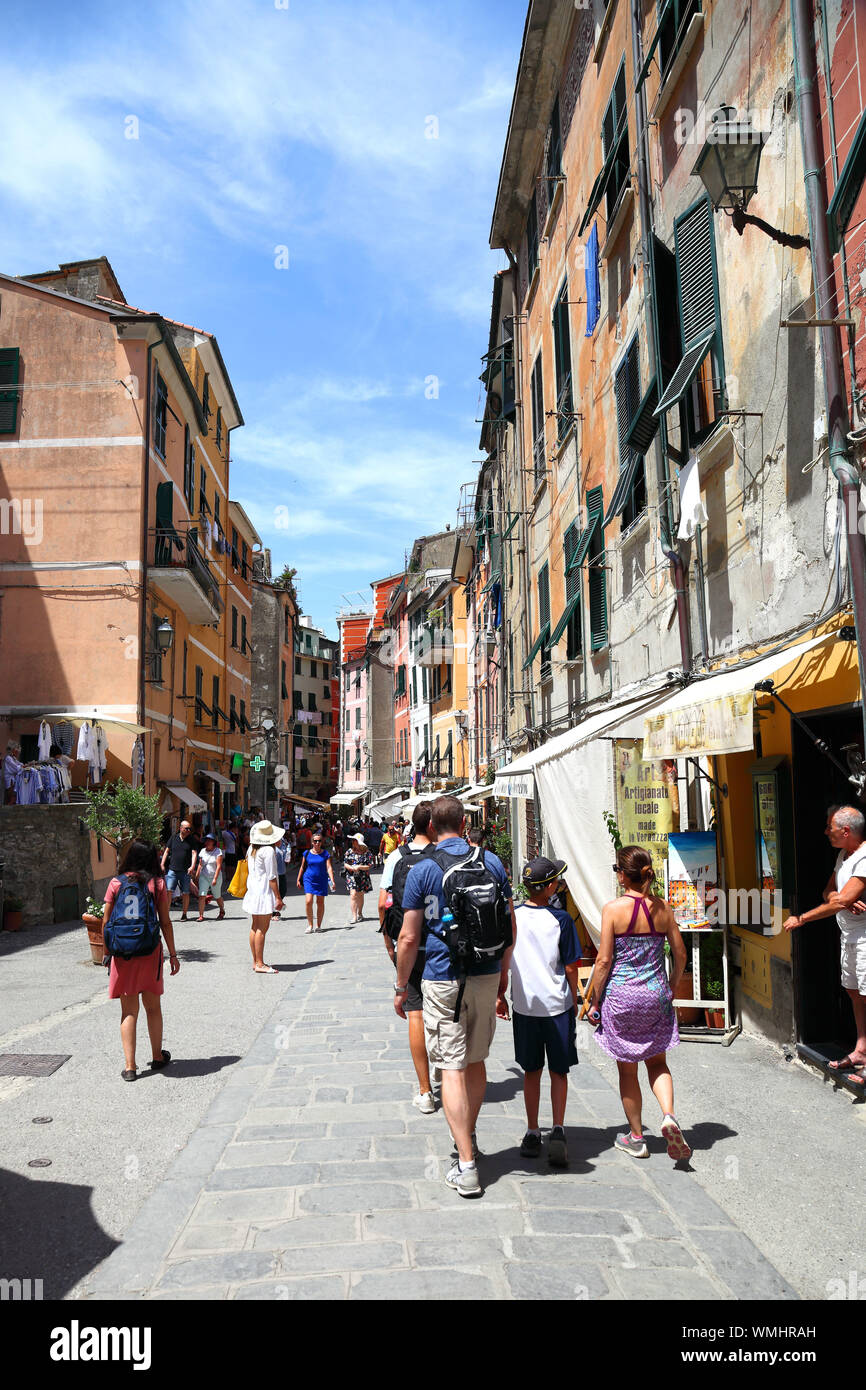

{"left": 101, "top": 782, "right": 710, "bottom": 1199}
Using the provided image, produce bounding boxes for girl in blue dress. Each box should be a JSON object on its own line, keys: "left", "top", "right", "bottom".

{"left": 297, "top": 833, "right": 336, "bottom": 932}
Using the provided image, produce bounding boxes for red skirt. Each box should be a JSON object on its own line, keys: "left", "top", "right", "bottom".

{"left": 109, "top": 943, "right": 164, "bottom": 999}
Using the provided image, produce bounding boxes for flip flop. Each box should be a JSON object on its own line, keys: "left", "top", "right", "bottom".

{"left": 661, "top": 1114, "right": 692, "bottom": 1160}
{"left": 253, "top": 965, "right": 278, "bottom": 973}
{"left": 828, "top": 1056, "right": 865, "bottom": 1071}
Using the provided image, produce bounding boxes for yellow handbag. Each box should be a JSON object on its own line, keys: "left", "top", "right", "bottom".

{"left": 228, "top": 858, "right": 248, "bottom": 898}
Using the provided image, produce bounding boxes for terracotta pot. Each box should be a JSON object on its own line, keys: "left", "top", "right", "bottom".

{"left": 705, "top": 1008, "right": 725, "bottom": 1029}
{"left": 673, "top": 972, "right": 700, "bottom": 1025}
{"left": 82, "top": 913, "right": 106, "bottom": 965}
{"left": 3, "top": 909, "right": 23, "bottom": 933}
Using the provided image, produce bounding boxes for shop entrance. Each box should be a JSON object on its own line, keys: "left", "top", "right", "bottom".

{"left": 791, "top": 704, "right": 864, "bottom": 1058}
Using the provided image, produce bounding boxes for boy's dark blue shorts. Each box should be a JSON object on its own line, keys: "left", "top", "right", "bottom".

{"left": 513, "top": 1007, "right": 578, "bottom": 1074}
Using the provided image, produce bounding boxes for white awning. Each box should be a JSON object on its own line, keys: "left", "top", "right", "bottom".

{"left": 642, "top": 632, "right": 836, "bottom": 759}
{"left": 162, "top": 783, "right": 208, "bottom": 810}
{"left": 367, "top": 788, "right": 408, "bottom": 816}
{"left": 199, "top": 770, "right": 235, "bottom": 789}
{"left": 38, "top": 710, "right": 150, "bottom": 735}
{"left": 460, "top": 782, "right": 495, "bottom": 806}
{"left": 331, "top": 792, "right": 363, "bottom": 806}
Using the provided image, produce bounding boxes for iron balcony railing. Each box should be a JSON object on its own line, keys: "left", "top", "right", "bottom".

{"left": 151, "top": 521, "right": 223, "bottom": 615}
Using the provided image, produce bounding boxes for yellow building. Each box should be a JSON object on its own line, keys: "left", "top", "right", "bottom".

{"left": 427, "top": 577, "right": 471, "bottom": 787}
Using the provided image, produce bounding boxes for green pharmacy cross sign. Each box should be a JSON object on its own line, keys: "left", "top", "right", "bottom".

{"left": 250, "top": 756, "right": 266, "bottom": 772}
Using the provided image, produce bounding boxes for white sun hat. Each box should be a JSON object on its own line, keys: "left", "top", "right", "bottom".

{"left": 349, "top": 833, "right": 367, "bottom": 844}
{"left": 249, "top": 820, "right": 286, "bottom": 846}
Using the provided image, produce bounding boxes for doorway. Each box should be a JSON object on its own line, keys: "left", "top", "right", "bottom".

{"left": 791, "top": 704, "right": 864, "bottom": 1058}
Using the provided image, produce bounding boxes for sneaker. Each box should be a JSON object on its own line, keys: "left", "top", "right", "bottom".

{"left": 444, "top": 1160, "right": 482, "bottom": 1198}
{"left": 412, "top": 1090, "right": 436, "bottom": 1114}
{"left": 661, "top": 1114, "right": 692, "bottom": 1161}
{"left": 548, "top": 1126, "right": 568, "bottom": 1168}
{"left": 449, "top": 1131, "right": 480, "bottom": 1162}
{"left": 615, "top": 1132, "right": 649, "bottom": 1159}
{"left": 520, "top": 1129, "right": 543, "bottom": 1158}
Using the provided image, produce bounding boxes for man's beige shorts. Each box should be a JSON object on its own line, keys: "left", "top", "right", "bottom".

{"left": 421, "top": 974, "right": 500, "bottom": 1070}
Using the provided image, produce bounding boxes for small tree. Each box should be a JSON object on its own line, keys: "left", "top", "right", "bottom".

{"left": 82, "top": 780, "right": 164, "bottom": 865}
{"left": 274, "top": 565, "right": 298, "bottom": 603}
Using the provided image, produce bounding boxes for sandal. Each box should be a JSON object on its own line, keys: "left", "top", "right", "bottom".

{"left": 828, "top": 1055, "right": 864, "bottom": 1072}
{"left": 150, "top": 1050, "right": 172, "bottom": 1069}
{"left": 121, "top": 1069, "right": 137, "bottom": 1081}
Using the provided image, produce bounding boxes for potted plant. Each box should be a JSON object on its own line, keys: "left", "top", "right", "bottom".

{"left": 81, "top": 780, "right": 164, "bottom": 866}
{"left": 82, "top": 896, "right": 106, "bottom": 965}
{"left": 704, "top": 977, "right": 725, "bottom": 1029}
{"left": 3, "top": 894, "right": 24, "bottom": 932}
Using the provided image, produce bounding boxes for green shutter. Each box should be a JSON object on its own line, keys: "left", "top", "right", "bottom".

{"left": 675, "top": 196, "right": 718, "bottom": 349}
{"left": 0, "top": 348, "right": 20, "bottom": 434}
{"left": 587, "top": 487, "right": 608, "bottom": 651}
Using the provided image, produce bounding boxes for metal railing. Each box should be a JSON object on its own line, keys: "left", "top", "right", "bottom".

{"left": 151, "top": 522, "right": 223, "bottom": 614}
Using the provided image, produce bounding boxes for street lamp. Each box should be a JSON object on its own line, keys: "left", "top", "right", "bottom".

{"left": 693, "top": 105, "right": 809, "bottom": 249}
{"left": 155, "top": 620, "right": 174, "bottom": 651}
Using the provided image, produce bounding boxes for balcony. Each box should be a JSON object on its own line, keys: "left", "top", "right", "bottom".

{"left": 411, "top": 625, "right": 455, "bottom": 667}
{"left": 150, "top": 522, "right": 223, "bottom": 625}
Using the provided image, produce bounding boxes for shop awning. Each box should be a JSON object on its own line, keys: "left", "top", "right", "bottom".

{"left": 366, "top": 788, "right": 408, "bottom": 817}
{"left": 330, "top": 792, "right": 362, "bottom": 806}
{"left": 199, "top": 770, "right": 234, "bottom": 789}
{"left": 642, "top": 632, "right": 837, "bottom": 760}
{"left": 460, "top": 783, "right": 495, "bottom": 807}
{"left": 39, "top": 710, "right": 149, "bottom": 735}
{"left": 161, "top": 783, "right": 208, "bottom": 810}
{"left": 289, "top": 793, "right": 329, "bottom": 810}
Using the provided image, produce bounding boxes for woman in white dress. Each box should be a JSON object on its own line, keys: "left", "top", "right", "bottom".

{"left": 195, "top": 831, "right": 225, "bottom": 921}
{"left": 242, "top": 821, "right": 285, "bottom": 974}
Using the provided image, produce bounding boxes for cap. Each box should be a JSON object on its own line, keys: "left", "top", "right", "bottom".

{"left": 522, "top": 856, "right": 567, "bottom": 889}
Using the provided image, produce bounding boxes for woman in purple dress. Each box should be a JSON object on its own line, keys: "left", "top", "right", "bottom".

{"left": 593, "top": 845, "right": 691, "bottom": 1161}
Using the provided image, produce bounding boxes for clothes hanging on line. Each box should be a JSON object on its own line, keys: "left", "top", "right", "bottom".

{"left": 38, "top": 720, "right": 53, "bottom": 760}
{"left": 76, "top": 721, "right": 95, "bottom": 763}
{"left": 52, "top": 721, "right": 75, "bottom": 756}
{"left": 131, "top": 736, "right": 145, "bottom": 788}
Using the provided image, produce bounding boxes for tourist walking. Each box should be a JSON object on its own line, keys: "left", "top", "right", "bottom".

{"left": 102, "top": 840, "right": 180, "bottom": 1081}
{"left": 397, "top": 795, "right": 515, "bottom": 1198}
{"left": 379, "top": 801, "right": 437, "bottom": 1112}
{"left": 160, "top": 820, "right": 199, "bottom": 920}
{"left": 343, "top": 833, "right": 374, "bottom": 925}
{"left": 593, "top": 845, "right": 691, "bottom": 1160}
{"left": 242, "top": 820, "right": 285, "bottom": 974}
{"left": 221, "top": 822, "right": 238, "bottom": 884}
{"left": 499, "top": 856, "right": 582, "bottom": 1167}
{"left": 298, "top": 832, "right": 337, "bottom": 932}
{"left": 195, "top": 831, "right": 225, "bottom": 920}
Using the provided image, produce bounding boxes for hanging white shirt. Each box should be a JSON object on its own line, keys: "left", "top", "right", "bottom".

{"left": 76, "top": 722, "right": 95, "bottom": 762}
{"left": 38, "top": 720, "right": 53, "bottom": 760}
{"left": 677, "top": 455, "right": 708, "bottom": 542}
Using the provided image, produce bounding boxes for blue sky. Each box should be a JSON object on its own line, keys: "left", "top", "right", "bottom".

{"left": 1, "top": 0, "right": 527, "bottom": 637}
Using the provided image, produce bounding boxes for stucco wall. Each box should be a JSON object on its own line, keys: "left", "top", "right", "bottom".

{"left": 0, "top": 804, "right": 97, "bottom": 927}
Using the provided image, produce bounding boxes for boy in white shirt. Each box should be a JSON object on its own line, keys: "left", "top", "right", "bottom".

{"left": 498, "top": 856, "right": 582, "bottom": 1167}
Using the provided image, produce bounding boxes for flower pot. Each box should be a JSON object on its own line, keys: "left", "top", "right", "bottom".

{"left": 3, "top": 908, "right": 23, "bottom": 933}
{"left": 705, "top": 1008, "right": 725, "bottom": 1029}
{"left": 82, "top": 913, "right": 106, "bottom": 966}
{"left": 673, "top": 972, "right": 700, "bottom": 1025}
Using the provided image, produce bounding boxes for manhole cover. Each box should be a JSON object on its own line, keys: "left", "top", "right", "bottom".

{"left": 296, "top": 1014, "right": 336, "bottom": 1023}
{"left": 28, "top": 1159, "right": 52, "bottom": 1168}
{"left": 32, "top": 1117, "right": 53, "bottom": 1125}
{"left": 0, "top": 1055, "right": 70, "bottom": 1078}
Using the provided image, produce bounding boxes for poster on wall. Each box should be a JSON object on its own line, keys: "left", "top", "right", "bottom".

{"left": 755, "top": 776, "right": 779, "bottom": 892}
{"left": 665, "top": 830, "right": 718, "bottom": 929}
{"left": 614, "top": 741, "right": 678, "bottom": 889}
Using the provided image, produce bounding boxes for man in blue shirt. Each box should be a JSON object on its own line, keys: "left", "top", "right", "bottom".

{"left": 396, "top": 795, "right": 516, "bottom": 1198}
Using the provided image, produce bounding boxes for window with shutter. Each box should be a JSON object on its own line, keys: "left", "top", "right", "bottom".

{"left": 606, "top": 337, "right": 647, "bottom": 529}
{"left": 230, "top": 694, "right": 238, "bottom": 731}
{"left": 281, "top": 662, "right": 288, "bottom": 700}
{"left": 199, "top": 463, "right": 207, "bottom": 515}
{"left": 0, "top": 348, "right": 20, "bottom": 434}
{"left": 215, "top": 406, "right": 222, "bottom": 450}
{"left": 546, "top": 95, "right": 562, "bottom": 202}
{"left": 241, "top": 615, "right": 247, "bottom": 654}
{"left": 212, "top": 676, "right": 220, "bottom": 730}
{"left": 552, "top": 281, "right": 573, "bottom": 442}
{"left": 587, "top": 487, "right": 608, "bottom": 651}
{"left": 550, "top": 523, "right": 583, "bottom": 658}
{"left": 195, "top": 666, "right": 204, "bottom": 724}
{"left": 526, "top": 189, "right": 540, "bottom": 283}
{"left": 153, "top": 371, "right": 168, "bottom": 457}
{"left": 602, "top": 63, "right": 629, "bottom": 220}
{"left": 530, "top": 355, "right": 545, "bottom": 486}
{"left": 231, "top": 606, "right": 238, "bottom": 648}
{"left": 538, "top": 563, "right": 552, "bottom": 680}
{"left": 655, "top": 196, "right": 725, "bottom": 444}
{"left": 658, "top": 0, "right": 701, "bottom": 85}
{"left": 202, "top": 373, "right": 210, "bottom": 427}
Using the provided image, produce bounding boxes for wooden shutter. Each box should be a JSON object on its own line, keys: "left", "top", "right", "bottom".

{"left": 0, "top": 348, "right": 19, "bottom": 434}
{"left": 587, "top": 487, "right": 608, "bottom": 650}
{"left": 675, "top": 196, "right": 718, "bottom": 348}
{"left": 538, "top": 563, "right": 551, "bottom": 631}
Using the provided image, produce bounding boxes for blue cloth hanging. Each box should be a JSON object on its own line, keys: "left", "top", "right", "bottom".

{"left": 585, "top": 223, "right": 600, "bottom": 336}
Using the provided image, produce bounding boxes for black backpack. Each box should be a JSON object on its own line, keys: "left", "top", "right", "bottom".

{"left": 385, "top": 843, "right": 436, "bottom": 943}
{"left": 429, "top": 846, "right": 512, "bottom": 1020}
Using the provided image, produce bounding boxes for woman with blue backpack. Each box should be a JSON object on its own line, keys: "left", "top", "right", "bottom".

{"left": 102, "top": 840, "right": 180, "bottom": 1082}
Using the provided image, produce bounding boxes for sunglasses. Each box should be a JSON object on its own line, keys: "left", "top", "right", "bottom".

{"left": 612, "top": 864, "right": 623, "bottom": 873}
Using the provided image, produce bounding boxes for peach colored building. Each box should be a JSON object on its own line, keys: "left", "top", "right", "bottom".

{"left": 0, "top": 257, "right": 253, "bottom": 829}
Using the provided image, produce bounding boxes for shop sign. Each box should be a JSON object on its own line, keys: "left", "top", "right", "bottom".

{"left": 666, "top": 831, "right": 718, "bottom": 929}
{"left": 614, "top": 741, "right": 677, "bottom": 889}
{"left": 644, "top": 692, "right": 754, "bottom": 760}
{"left": 492, "top": 772, "right": 533, "bottom": 799}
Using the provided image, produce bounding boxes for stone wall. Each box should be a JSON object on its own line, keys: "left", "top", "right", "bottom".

{"left": 0, "top": 804, "right": 98, "bottom": 927}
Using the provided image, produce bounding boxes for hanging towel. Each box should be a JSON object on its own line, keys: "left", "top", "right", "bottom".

{"left": 585, "top": 223, "right": 600, "bottom": 337}
{"left": 677, "top": 455, "right": 708, "bottom": 542}
{"left": 38, "top": 720, "right": 53, "bottom": 760}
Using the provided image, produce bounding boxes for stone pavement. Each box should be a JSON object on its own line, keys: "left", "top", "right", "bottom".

{"left": 76, "top": 889, "right": 801, "bottom": 1302}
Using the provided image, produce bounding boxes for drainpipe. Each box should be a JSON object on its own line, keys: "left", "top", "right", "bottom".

{"left": 139, "top": 328, "right": 164, "bottom": 775}
{"left": 792, "top": 0, "right": 866, "bottom": 754}
{"left": 631, "top": 0, "right": 694, "bottom": 677}
{"left": 505, "top": 243, "right": 536, "bottom": 734}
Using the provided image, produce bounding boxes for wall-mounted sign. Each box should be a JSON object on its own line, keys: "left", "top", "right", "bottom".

{"left": 666, "top": 831, "right": 718, "bottom": 929}
{"left": 644, "top": 692, "right": 754, "bottom": 760}
{"left": 614, "top": 741, "right": 677, "bottom": 889}
{"left": 493, "top": 772, "right": 533, "bottom": 799}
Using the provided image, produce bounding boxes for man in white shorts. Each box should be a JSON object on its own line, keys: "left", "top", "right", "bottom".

{"left": 786, "top": 805, "right": 866, "bottom": 1074}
